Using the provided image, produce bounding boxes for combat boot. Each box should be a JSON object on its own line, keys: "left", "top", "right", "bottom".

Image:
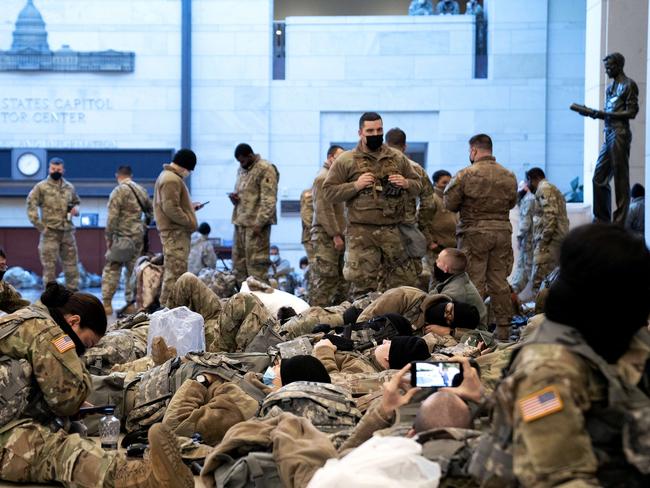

{"left": 114, "top": 424, "right": 193, "bottom": 488}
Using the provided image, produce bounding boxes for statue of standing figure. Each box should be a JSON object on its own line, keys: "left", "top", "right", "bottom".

{"left": 436, "top": 0, "right": 460, "bottom": 15}
{"left": 409, "top": 0, "right": 434, "bottom": 16}
{"left": 571, "top": 53, "right": 639, "bottom": 224}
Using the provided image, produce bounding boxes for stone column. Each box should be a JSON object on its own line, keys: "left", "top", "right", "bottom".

{"left": 583, "top": 0, "right": 648, "bottom": 216}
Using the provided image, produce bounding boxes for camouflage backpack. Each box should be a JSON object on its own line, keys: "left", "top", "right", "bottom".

{"left": 0, "top": 308, "right": 48, "bottom": 428}
{"left": 82, "top": 329, "right": 148, "bottom": 375}
{"left": 199, "top": 269, "right": 239, "bottom": 299}
{"left": 124, "top": 352, "right": 269, "bottom": 433}
{"left": 212, "top": 452, "right": 282, "bottom": 488}
{"left": 259, "top": 381, "right": 362, "bottom": 433}
{"left": 135, "top": 257, "right": 163, "bottom": 311}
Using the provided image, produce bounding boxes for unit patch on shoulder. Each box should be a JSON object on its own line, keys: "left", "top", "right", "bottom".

{"left": 519, "top": 386, "right": 564, "bottom": 423}
{"left": 51, "top": 334, "right": 75, "bottom": 354}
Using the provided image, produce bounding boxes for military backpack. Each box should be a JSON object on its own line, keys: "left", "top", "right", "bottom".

{"left": 211, "top": 451, "right": 282, "bottom": 488}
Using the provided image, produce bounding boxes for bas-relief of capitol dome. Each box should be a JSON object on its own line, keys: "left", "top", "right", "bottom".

{"left": 0, "top": 0, "right": 135, "bottom": 72}
{"left": 11, "top": 0, "right": 51, "bottom": 53}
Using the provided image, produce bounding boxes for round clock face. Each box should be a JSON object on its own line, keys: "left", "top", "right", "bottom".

{"left": 17, "top": 152, "right": 41, "bottom": 177}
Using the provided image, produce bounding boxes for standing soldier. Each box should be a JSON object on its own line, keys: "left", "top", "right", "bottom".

{"left": 153, "top": 149, "right": 199, "bottom": 306}
{"left": 300, "top": 188, "right": 315, "bottom": 263}
{"left": 310, "top": 144, "right": 347, "bottom": 306}
{"left": 101, "top": 165, "right": 153, "bottom": 315}
{"left": 385, "top": 127, "right": 436, "bottom": 289}
{"left": 188, "top": 222, "right": 217, "bottom": 275}
{"left": 525, "top": 168, "right": 569, "bottom": 295}
{"left": 26, "top": 157, "right": 81, "bottom": 290}
{"left": 229, "top": 143, "right": 279, "bottom": 284}
{"left": 426, "top": 170, "right": 459, "bottom": 289}
{"left": 323, "top": 112, "right": 422, "bottom": 298}
{"left": 444, "top": 134, "right": 517, "bottom": 340}
{"left": 509, "top": 183, "right": 536, "bottom": 295}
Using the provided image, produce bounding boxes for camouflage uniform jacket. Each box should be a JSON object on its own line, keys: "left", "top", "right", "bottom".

{"left": 153, "top": 164, "right": 198, "bottom": 232}
{"left": 357, "top": 286, "right": 450, "bottom": 330}
{"left": 26, "top": 176, "right": 80, "bottom": 232}
{"left": 516, "top": 191, "right": 536, "bottom": 245}
{"left": 314, "top": 346, "right": 381, "bottom": 375}
{"left": 444, "top": 156, "right": 517, "bottom": 233}
{"left": 231, "top": 156, "right": 279, "bottom": 227}
{"left": 322, "top": 144, "right": 422, "bottom": 225}
{"left": 430, "top": 187, "right": 459, "bottom": 249}
{"left": 405, "top": 161, "right": 437, "bottom": 243}
{"left": 0, "top": 281, "right": 30, "bottom": 314}
{"left": 312, "top": 165, "right": 346, "bottom": 238}
{"left": 106, "top": 178, "right": 153, "bottom": 240}
{"left": 300, "top": 189, "right": 314, "bottom": 244}
{"left": 432, "top": 272, "right": 487, "bottom": 327}
{"left": 0, "top": 303, "right": 92, "bottom": 426}
{"left": 532, "top": 179, "right": 569, "bottom": 247}
{"left": 188, "top": 233, "right": 217, "bottom": 275}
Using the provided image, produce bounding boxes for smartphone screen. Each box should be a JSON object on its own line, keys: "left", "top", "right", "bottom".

{"left": 411, "top": 361, "right": 462, "bottom": 388}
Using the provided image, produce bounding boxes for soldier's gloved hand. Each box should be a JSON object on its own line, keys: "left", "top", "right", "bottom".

{"left": 323, "top": 334, "right": 355, "bottom": 352}
{"left": 312, "top": 324, "right": 332, "bottom": 334}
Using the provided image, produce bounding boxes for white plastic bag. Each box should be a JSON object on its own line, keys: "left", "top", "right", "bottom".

{"left": 307, "top": 436, "right": 441, "bottom": 488}
{"left": 146, "top": 306, "right": 205, "bottom": 357}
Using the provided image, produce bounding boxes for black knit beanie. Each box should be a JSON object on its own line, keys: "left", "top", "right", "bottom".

{"left": 280, "top": 355, "right": 331, "bottom": 385}
{"left": 388, "top": 336, "right": 430, "bottom": 369}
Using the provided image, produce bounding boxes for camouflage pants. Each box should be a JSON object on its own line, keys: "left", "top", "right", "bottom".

{"left": 101, "top": 236, "right": 144, "bottom": 304}
{"left": 344, "top": 224, "right": 414, "bottom": 299}
{"left": 232, "top": 224, "right": 271, "bottom": 285}
{"left": 309, "top": 230, "right": 348, "bottom": 307}
{"left": 0, "top": 421, "right": 119, "bottom": 487}
{"left": 168, "top": 272, "right": 276, "bottom": 352}
{"left": 38, "top": 229, "right": 79, "bottom": 289}
{"left": 459, "top": 229, "right": 513, "bottom": 327}
{"left": 509, "top": 237, "right": 533, "bottom": 294}
{"left": 159, "top": 229, "right": 191, "bottom": 307}
{"left": 530, "top": 239, "right": 561, "bottom": 295}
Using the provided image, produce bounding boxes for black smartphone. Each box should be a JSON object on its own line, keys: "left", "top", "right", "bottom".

{"left": 410, "top": 361, "right": 463, "bottom": 388}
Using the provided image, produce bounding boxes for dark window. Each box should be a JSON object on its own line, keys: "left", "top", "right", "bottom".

{"left": 0, "top": 149, "right": 11, "bottom": 178}
{"left": 273, "top": 21, "right": 286, "bottom": 80}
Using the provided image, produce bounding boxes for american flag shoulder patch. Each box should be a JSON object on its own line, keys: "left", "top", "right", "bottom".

{"left": 51, "top": 334, "right": 75, "bottom": 354}
{"left": 519, "top": 386, "right": 564, "bottom": 423}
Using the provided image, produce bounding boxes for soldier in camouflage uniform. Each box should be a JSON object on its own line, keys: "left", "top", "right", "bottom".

{"left": 323, "top": 113, "right": 422, "bottom": 298}
{"left": 310, "top": 145, "right": 348, "bottom": 306}
{"left": 0, "top": 249, "right": 30, "bottom": 314}
{"left": 229, "top": 143, "right": 279, "bottom": 284}
{"left": 444, "top": 134, "right": 517, "bottom": 340}
{"left": 300, "top": 188, "right": 315, "bottom": 262}
{"left": 525, "top": 168, "right": 569, "bottom": 295}
{"left": 509, "top": 185, "right": 536, "bottom": 294}
{"left": 385, "top": 128, "right": 437, "bottom": 289}
{"left": 188, "top": 222, "right": 218, "bottom": 275}
{"left": 0, "top": 283, "right": 193, "bottom": 488}
{"left": 167, "top": 272, "right": 278, "bottom": 352}
{"left": 102, "top": 166, "right": 153, "bottom": 315}
{"left": 26, "top": 158, "right": 81, "bottom": 290}
{"left": 425, "top": 170, "right": 459, "bottom": 290}
{"left": 153, "top": 149, "right": 199, "bottom": 306}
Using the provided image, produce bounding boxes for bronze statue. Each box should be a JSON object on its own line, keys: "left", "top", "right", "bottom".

{"left": 409, "top": 0, "right": 434, "bottom": 16}
{"left": 571, "top": 52, "right": 639, "bottom": 224}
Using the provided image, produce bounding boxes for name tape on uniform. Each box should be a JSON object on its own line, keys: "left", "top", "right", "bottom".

{"left": 519, "top": 386, "right": 564, "bottom": 422}
{"left": 51, "top": 334, "right": 75, "bottom": 354}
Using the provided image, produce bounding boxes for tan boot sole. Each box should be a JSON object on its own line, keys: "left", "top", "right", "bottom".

{"left": 147, "top": 424, "right": 194, "bottom": 488}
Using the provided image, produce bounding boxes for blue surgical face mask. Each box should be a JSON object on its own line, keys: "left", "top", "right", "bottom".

{"left": 270, "top": 255, "right": 280, "bottom": 263}
{"left": 262, "top": 366, "right": 276, "bottom": 386}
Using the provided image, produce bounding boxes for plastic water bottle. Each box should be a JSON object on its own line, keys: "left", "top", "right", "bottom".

{"left": 99, "top": 406, "right": 120, "bottom": 450}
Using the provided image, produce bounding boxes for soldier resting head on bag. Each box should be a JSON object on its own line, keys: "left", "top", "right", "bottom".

{"left": 262, "top": 354, "right": 331, "bottom": 389}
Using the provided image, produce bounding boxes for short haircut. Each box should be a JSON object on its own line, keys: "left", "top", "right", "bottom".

{"left": 468, "top": 134, "right": 493, "bottom": 151}
{"left": 385, "top": 127, "right": 406, "bottom": 147}
{"left": 432, "top": 169, "right": 452, "bottom": 183}
{"left": 631, "top": 183, "right": 645, "bottom": 198}
{"left": 413, "top": 392, "right": 472, "bottom": 433}
{"left": 234, "top": 143, "right": 254, "bottom": 159}
{"left": 197, "top": 222, "right": 211, "bottom": 235}
{"left": 442, "top": 248, "right": 468, "bottom": 273}
{"left": 49, "top": 157, "right": 64, "bottom": 165}
{"left": 116, "top": 165, "right": 133, "bottom": 177}
{"left": 526, "top": 167, "right": 546, "bottom": 181}
{"left": 604, "top": 52, "right": 625, "bottom": 68}
{"left": 299, "top": 256, "right": 309, "bottom": 267}
{"left": 0, "top": 248, "right": 5, "bottom": 259}
{"left": 327, "top": 145, "right": 344, "bottom": 159}
{"left": 359, "top": 111, "right": 382, "bottom": 129}
{"left": 270, "top": 245, "right": 279, "bottom": 252}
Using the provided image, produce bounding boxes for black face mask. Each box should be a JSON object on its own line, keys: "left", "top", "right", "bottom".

{"left": 433, "top": 263, "right": 454, "bottom": 283}
{"left": 50, "top": 172, "right": 62, "bottom": 181}
{"left": 365, "top": 135, "right": 383, "bottom": 152}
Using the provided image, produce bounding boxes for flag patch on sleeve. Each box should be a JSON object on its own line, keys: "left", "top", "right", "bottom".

{"left": 519, "top": 386, "right": 564, "bottom": 422}
{"left": 51, "top": 335, "right": 75, "bottom": 353}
